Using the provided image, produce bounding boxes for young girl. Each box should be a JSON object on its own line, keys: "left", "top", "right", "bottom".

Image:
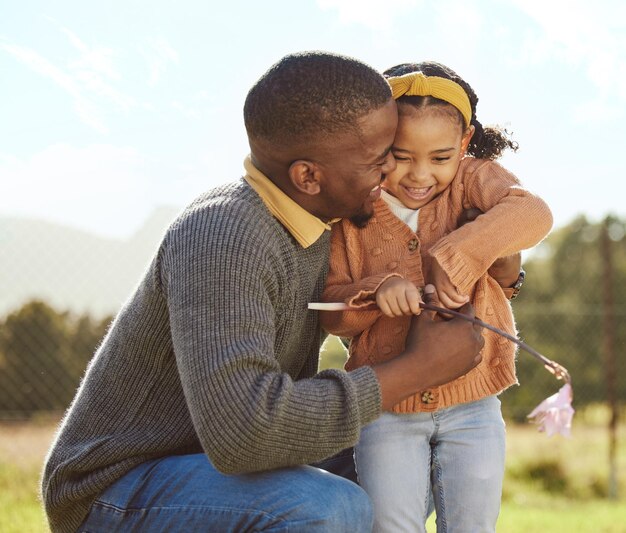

{"left": 321, "top": 61, "right": 553, "bottom": 532}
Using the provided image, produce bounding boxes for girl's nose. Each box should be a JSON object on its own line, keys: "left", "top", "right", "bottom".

{"left": 408, "top": 162, "right": 428, "bottom": 182}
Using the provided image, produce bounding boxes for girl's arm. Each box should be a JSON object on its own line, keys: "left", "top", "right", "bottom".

{"left": 458, "top": 207, "right": 522, "bottom": 288}
{"left": 429, "top": 159, "right": 552, "bottom": 297}
{"left": 321, "top": 222, "right": 402, "bottom": 337}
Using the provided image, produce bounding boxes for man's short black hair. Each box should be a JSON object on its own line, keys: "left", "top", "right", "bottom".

{"left": 244, "top": 51, "right": 391, "bottom": 148}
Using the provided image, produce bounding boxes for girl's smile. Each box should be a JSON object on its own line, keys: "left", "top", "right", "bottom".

{"left": 383, "top": 104, "right": 474, "bottom": 210}
{"left": 399, "top": 184, "right": 434, "bottom": 201}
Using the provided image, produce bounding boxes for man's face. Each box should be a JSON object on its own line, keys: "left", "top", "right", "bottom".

{"left": 312, "top": 99, "right": 398, "bottom": 224}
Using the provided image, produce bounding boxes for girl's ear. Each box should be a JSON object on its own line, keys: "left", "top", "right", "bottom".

{"left": 288, "top": 160, "right": 322, "bottom": 195}
{"left": 461, "top": 125, "right": 476, "bottom": 155}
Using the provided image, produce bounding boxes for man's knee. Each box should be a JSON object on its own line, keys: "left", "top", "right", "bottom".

{"left": 311, "top": 474, "right": 373, "bottom": 532}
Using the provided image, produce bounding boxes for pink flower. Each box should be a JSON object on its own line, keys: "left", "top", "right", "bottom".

{"left": 527, "top": 383, "right": 574, "bottom": 437}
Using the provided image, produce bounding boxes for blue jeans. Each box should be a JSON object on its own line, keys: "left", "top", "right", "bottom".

{"left": 78, "top": 449, "right": 372, "bottom": 532}
{"left": 355, "top": 396, "right": 506, "bottom": 533}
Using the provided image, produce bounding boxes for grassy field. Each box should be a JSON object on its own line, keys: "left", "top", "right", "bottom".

{"left": 1, "top": 412, "right": 625, "bottom": 533}
{"left": 0, "top": 419, "right": 57, "bottom": 533}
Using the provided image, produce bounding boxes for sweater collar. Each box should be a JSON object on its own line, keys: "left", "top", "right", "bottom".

{"left": 243, "top": 156, "right": 333, "bottom": 248}
{"left": 381, "top": 190, "right": 419, "bottom": 232}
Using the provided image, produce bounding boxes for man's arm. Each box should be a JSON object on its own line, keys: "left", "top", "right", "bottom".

{"left": 165, "top": 205, "right": 383, "bottom": 474}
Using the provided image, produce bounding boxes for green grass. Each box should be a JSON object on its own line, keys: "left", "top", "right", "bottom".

{"left": 0, "top": 461, "right": 49, "bottom": 533}
{"left": 496, "top": 499, "right": 626, "bottom": 532}
{"left": 426, "top": 500, "right": 626, "bottom": 532}
{"left": 2, "top": 407, "right": 625, "bottom": 533}
{"left": 0, "top": 420, "right": 54, "bottom": 533}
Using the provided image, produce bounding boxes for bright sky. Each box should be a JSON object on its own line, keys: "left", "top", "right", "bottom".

{"left": 2, "top": 0, "right": 625, "bottom": 239}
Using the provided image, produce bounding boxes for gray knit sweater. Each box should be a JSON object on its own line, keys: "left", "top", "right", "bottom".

{"left": 41, "top": 178, "right": 382, "bottom": 533}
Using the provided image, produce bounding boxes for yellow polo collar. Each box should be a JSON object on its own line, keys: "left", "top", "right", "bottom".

{"left": 243, "top": 156, "right": 335, "bottom": 248}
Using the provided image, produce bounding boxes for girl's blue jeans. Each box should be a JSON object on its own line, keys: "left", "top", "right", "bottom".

{"left": 78, "top": 448, "right": 372, "bottom": 532}
{"left": 355, "top": 396, "right": 506, "bottom": 533}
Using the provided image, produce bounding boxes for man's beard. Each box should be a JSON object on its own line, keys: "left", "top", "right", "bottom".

{"left": 349, "top": 210, "right": 374, "bottom": 228}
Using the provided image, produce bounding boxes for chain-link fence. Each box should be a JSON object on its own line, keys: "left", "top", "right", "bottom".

{"left": 0, "top": 298, "right": 620, "bottom": 419}
{"left": 1, "top": 214, "right": 625, "bottom": 419}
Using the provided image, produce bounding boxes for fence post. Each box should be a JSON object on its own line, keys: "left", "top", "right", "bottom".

{"left": 601, "top": 217, "right": 618, "bottom": 500}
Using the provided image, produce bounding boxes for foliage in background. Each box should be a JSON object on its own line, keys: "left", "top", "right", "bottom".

{"left": 0, "top": 301, "right": 111, "bottom": 417}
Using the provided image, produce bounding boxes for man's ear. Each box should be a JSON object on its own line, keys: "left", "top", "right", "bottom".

{"left": 288, "top": 160, "right": 322, "bottom": 195}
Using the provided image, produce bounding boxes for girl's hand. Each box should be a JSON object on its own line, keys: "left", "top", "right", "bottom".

{"left": 376, "top": 277, "right": 423, "bottom": 317}
{"left": 430, "top": 258, "right": 470, "bottom": 309}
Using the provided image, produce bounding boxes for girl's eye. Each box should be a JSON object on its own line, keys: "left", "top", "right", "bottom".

{"left": 393, "top": 155, "right": 409, "bottom": 162}
{"left": 433, "top": 157, "right": 450, "bottom": 163}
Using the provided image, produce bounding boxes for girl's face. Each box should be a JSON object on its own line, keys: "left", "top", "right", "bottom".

{"left": 384, "top": 104, "right": 474, "bottom": 210}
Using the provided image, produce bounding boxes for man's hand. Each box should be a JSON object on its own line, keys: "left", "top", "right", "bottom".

{"left": 375, "top": 277, "right": 423, "bottom": 317}
{"left": 373, "top": 285, "right": 483, "bottom": 410}
{"left": 488, "top": 255, "right": 522, "bottom": 289}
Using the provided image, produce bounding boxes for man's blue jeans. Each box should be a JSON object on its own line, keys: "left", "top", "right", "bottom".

{"left": 78, "top": 448, "right": 372, "bottom": 532}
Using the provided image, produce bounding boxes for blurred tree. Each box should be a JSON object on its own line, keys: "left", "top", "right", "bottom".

{"left": 68, "top": 314, "right": 111, "bottom": 383}
{"left": 0, "top": 300, "right": 111, "bottom": 417}
{"left": 0, "top": 300, "right": 73, "bottom": 413}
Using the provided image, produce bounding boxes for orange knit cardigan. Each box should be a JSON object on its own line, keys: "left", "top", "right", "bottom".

{"left": 321, "top": 157, "right": 553, "bottom": 413}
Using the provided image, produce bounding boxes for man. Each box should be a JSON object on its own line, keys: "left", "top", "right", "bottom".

{"left": 42, "top": 51, "right": 484, "bottom": 532}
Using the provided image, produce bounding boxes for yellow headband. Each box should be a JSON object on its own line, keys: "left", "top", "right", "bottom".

{"left": 387, "top": 72, "right": 472, "bottom": 127}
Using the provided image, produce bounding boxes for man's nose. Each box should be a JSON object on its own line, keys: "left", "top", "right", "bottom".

{"left": 381, "top": 151, "right": 396, "bottom": 174}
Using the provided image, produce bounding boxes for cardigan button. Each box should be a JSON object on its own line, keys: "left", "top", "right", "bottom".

{"left": 421, "top": 390, "right": 436, "bottom": 404}
{"left": 387, "top": 261, "right": 399, "bottom": 269}
{"left": 491, "top": 357, "right": 501, "bottom": 367}
{"left": 408, "top": 238, "right": 418, "bottom": 252}
{"left": 371, "top": 247, "right": 383, "bottom": 256}
{"left": 382, "top": 345, "right": 392, "bottom": 355}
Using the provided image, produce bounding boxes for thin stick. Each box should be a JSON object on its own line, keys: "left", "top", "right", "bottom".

{"left": 308, "top": 301, "right": 571, "bottom": 384}
{"left": 418, "top": 302, "right": 571, "bottom": 384}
